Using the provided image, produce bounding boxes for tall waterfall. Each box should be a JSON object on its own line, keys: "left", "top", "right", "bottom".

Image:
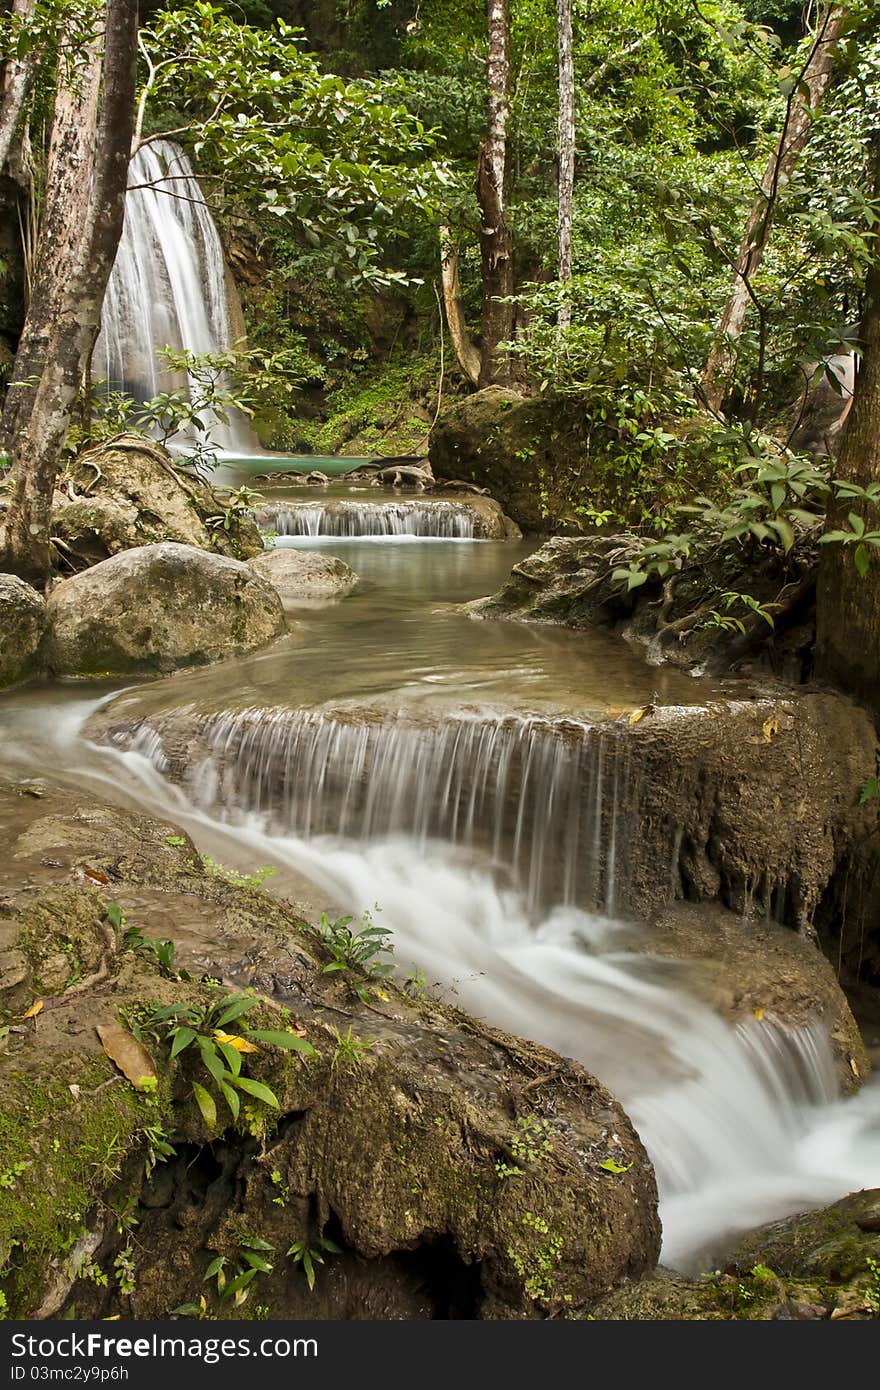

{"left": 94, "top": 139, "right": 258, "bottom": 455}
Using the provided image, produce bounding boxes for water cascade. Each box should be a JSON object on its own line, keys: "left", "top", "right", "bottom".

{"left": 108, "top": 706, "right": 641, "bottom": 917}
{"left": 94, "top": 138, "right": 258, "bottom": 454}
{"left": 259, "top": 500, "right": 484, "bottom": 539}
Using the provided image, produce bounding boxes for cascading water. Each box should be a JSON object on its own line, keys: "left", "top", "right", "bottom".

{"left": 259, "top": 500, "right": 482, "bottom": 539}
{"left": 94, "top": 138, "right": 258, "bottom": 455}
{"left": 106, "top": 705, "right": 640, "bottom": 917}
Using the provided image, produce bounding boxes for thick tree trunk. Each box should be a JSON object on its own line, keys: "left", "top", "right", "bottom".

{"left": 701, "top": 4, "right": 847, "bottom": 413}
{"left": 816, "top": 144, "right": 880, "bottom": 719}
{"left": 0, "top": 0, "right": 138, "bottom": 587}
{"left": 476, "top": 0, "right": 514, "bottom": 387}
{"left": 0, "top": 0, "right": 37, "bottom": 175}
{"left": 439, "top": 227, "right": 481, "bottom": 386}
{"left": 557, "top": 0, "right": 574, "bottom": 331}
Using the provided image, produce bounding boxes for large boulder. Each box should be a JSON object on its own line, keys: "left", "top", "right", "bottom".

{"left": 0, "top": 574, "right": 46, "bottom": 688}
{"left": 44, "top": 542, "right": 286, "bottom": 678}
{"left": 0, "top": 779, "right": 661, "bottom": 1319}
{"left": 51, "top": 435, "right": 264, "bottom": 567}
{"left": 249, "top": 547, "right": 359, "bottom": 603}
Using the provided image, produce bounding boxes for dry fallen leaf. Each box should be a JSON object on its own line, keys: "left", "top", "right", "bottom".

{"left": 753, "top": 1007, "right": 764, "bottom": 1021}
{"left": 629, "top": 705, "right": 652, "bottom": 725}
{"left": 74, "top": 865, "right": 111, "bottom": 886}
{"left": 850, "top": 1056, "right": 861, "bottom": 1079}
{"left": 21, "top": 999, "right": 43, "bottom": 1021}
{"left": 96, "top": 1023, "right": 157, "bottom": 1090}
{"left": 762, "top": 714, "right": 779, "bottom": 744}
{"left": 68, "top": 1084, "right": 82, "bottom": 1100}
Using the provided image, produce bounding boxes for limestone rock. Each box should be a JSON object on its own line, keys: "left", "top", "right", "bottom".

{"left": 0, "top": 573, "right": 46, "bottom": 688}
{"left": 249, "top": 547, "right": 359, "bottom": 602}
{"left": 51, "top": 435, "right": 264, "bottom": 564}
{"left": 44, "top": 542, "right": 285, "bottom": 678}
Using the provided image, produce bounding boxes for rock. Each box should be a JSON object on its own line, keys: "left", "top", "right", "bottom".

{"left": 44, "top": 542, "right": 286, "bottom": 678}
{"left": 593, "top": 1189, "right": 880, "bottom": 1319}
{"left": 466, "top": 535, "right": 638, "bottom": 625}
{"left": 0, "top": 781, "right": 661, "bottom": 1318}
{"left": 51, "top": 435, "right": 264, "bottom": 566}
{"left": 305, "top": 470, "right": 331, "bottom": 485}
{"left": 249, "top": 547, "right": 359, "bottom": 602}
{"left": 640, "top": 902, "right": 868, "bottom": 1090}
{"left": 0, "top": 574, "right": 46, "bottom": 688}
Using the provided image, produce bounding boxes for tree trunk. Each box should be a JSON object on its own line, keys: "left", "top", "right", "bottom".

{"left": 557, "top": 0, "right": 574, "bottom": 331}
{"left": 701, "top": 4, "right": 847, "bottom": 414}
{"left": 816, "top": 141, "right": 880, "bottom": 719}
{"left": 439, "top": 227, "right": 481, "bottom": 386}
{"left": 0, "top": 0, "right": 37, "bottom": 176}
{"left": 0, "top": 0, "right": 138, "bottom": 587}
{"left": 476, "top": 0, "right": 514, "bottom": 387}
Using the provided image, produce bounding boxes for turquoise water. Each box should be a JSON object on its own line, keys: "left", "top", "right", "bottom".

{"left": 218, "top": 453, "right": 376, "bottom": 484}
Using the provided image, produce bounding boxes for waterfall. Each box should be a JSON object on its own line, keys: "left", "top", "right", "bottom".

{"left": 258, "top": 501, "right": 482, "bottom": 539}
{"left": 108, "top": 706, "right": 640, "bottom": 917}
{"left": 94, "top": 139, "right": 258, "bottom": 455}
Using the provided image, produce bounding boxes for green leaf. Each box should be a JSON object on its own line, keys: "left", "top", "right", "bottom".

{"left": 854, "top": 543, "right": 870, "bottom": 579}
{"left": 219, "top": 1079, "right": 240, "bottom": 1121}
{"left": 302, "top": 1249, "right": 315, "bottom": 1290}
{"left": 859, "top": 777, "right": 879, "bottom": 805}
{"left": 191, "top": 1081, "right": 217, "bottom": 1129}
{"left": 215, "top": 1040, "right": 243, "bottom": 1076}
{"left": 204, "top": 1256, "right": 226, "bottom": 1281}
{"left": 599, "top": 1158, "right": 632, "bottom": 1174}
{"left": 242, "top": 1251, "right": 274, "bottom": 1273}
{"left": 231, "top": 1076, "right": 280, "bottom": 1108}
{"left": 222, "top": 1268, "right": 257, "bottom": 1300}
{"left": 170, "top": 1027, "right": 196, "bottom": 1058}
{"left": 197, "top": 1037, "right": 228, "bottom": 1085}
{"left": 213, "top": 996, "right": 257, "bottom": 1028}
{"left": 245, "top": 1029, "right": 316, "bottom": 1054}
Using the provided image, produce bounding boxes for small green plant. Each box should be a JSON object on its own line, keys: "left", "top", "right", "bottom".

{"left": 133, "top": 994, "right": 314, "bottom": 1128}
{"left": 0, "top": 1162, "right": 26, "bottom": 1190}
{"left": 859, "top": 747, "right": 880, "bottom": 805}
{"left": 312, "top": 907, "right": 393, "bottom": 1003}
{"left": 403, "top": 970, "right": 428, "bottom": 1000}
{"left": 203, "top": 1236, "right": 275, "bottom": 1309}
{"left": 114, "top": 1247, "right": 137, "bottom": 1297}
{"left": 331, "top": 1026, "right": 373, "bottom": 1073}
{"left": 142, "top": 1123, "right": 176, "bottom": 1179}
{"left": 507, "top": 1212, "right": 568, "bottom": 1305}
{"left": 511, "top": 1115, "right": 555, "bottom": 1165}
{"left": 866, "top": 1256, "right": 880, "bottom": 1314}
{"left": 287, "top": 1234, "right": 342, "bottom": 1291}
{"left": 207, "top": 485, "right": 264, "bottom": 533}
{"left": 200, "top": 855, "right": 277, "bottom": 891}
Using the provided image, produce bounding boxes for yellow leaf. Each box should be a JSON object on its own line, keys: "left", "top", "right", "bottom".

{"left": 753, "top": 1007, "right": 764, "bottom": 1021}
{"left": 762, "top": 715, "right": 779, "bottom": 744}
{"left": 96, "top": 1023, "right": 158, "bottom": 1090}
{"left": 21, "top": 999, "right": 43, "bottom": 1020}
{"left": 213, "top": 1030, "right": 260, "bottom": 1053}
{"left": 629, "top": 705, "right": 650, "bottom": 725}
{"left": 374, "top": 990, "right": 389, "bottom": 1001}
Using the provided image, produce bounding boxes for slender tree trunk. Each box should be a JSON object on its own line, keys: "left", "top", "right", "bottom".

{"left": 816, "top": 141, "right": 880, "bottom": 719}
{"left": 0, "top": 0, "right": 138, "bottom": 587}
{"left": 701, "top": 4, "right": 847, "bottom": 413}
{"left": 557, "top": 0, "right": 574, "bottom": 331}
{"left": 476, "top": 0, "right": 514, "bottom": 387}
{"left": 439, "top": 227, "right": 481, "bottom": 386}
{"left": 0, "top": 0, "right": 37, "bottom": 175}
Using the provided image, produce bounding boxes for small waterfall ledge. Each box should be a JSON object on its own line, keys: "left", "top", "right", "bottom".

{"left": 94, "top": 139, "right": 258, "bottom": 454}
{"left": 255, "top": 496, "right": 519, "bottom": 540}
{"left": 93, "top": 690, "right": 872, "bottom": 928}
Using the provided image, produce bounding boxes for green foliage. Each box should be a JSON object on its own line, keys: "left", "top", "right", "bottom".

{"left": 330, "top": 1026, "right": 374, "bottom": 1074}
{"left": 132, "top": 993, "right": 315, "bottom": 1129}
{"left": 286, "top": 1234, "right": 342, "bottom": 1291}
{"left": 199, "top": 855, "right": 277, "bottom": 891}
{"left": 312, "top": 908, "right": 393, "bottom": 1003}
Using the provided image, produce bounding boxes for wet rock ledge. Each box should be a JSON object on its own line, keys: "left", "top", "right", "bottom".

{"left": 0, "top": 778, "right": 659, "bottom": 1320}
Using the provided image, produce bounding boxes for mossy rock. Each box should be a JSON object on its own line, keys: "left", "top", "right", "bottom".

{"left": 43, "top": 542, "right": 286, "bottom": 678}
{"left": 0, "top": 574, "right": 46, "bottom": 689}
{"left": 0, "top": 782, "right": 661, "bottom": 1319}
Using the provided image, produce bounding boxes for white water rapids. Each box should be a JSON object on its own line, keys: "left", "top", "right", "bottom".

{"left": 2, "top": 689, "right": 879, "bottom": 1272}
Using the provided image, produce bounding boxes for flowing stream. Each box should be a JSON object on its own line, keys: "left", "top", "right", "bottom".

{"left": 3, "top": 524, "right": 879, "bottom": 1272}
